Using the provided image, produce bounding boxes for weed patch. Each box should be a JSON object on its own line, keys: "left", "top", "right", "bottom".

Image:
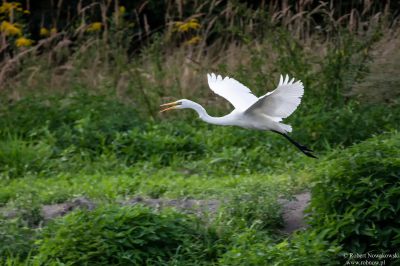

{"left": 35, "top": 204, "right": 219, "bottom": 265}
{"left": 310, "top": 132, "right": 400, "bottom": 255}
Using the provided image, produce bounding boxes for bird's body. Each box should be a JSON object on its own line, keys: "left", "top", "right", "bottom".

{"left": 160, "top": 73, "right": 316, "bottom": 158}
{"left": 189, "top": 103, "right": 285, "bottom": 132}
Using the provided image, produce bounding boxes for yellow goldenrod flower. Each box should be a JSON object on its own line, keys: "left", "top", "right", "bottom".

{"left": 0, "top": 4, "right": 10, "bottom": 14}
{"left": 175, "top": 18, "right": 200, "bottom": 32}
{"left": 50, "top": 27, "right": 57, "bottom": 35}
{"left": 15, "top": 36, "right": 33, "bottom": 47}
{"left": 0, "top": 21, "right": 22, "bottom": 36}
{"left": 0, "top": 3, "right": 13, "bottom": 14}
{"left": 119, "top": 6, "right": 126, "bottom": 14}
{"left": 23, "top": 10, "right": 30, "bottom": 15}
{"left": 86, "top": 22, "right": 102, "bottom": 32}
{"left": 185, "top": 36, "right": 202, "bottom": 45}
{"left": 0, "top": 2, "right": 21, "bottom": 14}
{"left": 188, "top": 19, "right": 201, "bottom": 29}
{"left": 40, "top": 27, "right": 49, "bottom": 37}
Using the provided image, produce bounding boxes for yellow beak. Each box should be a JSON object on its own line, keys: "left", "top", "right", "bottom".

{"left": 160, "top": 101, "right": 179, "bottom": 113}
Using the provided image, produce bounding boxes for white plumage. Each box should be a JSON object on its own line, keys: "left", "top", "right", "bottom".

{"left": 246, "top": 75, "right": 304, "bottom": 120}
{"left": 206, "top": 73, "right": 303, "bottom": 133}
{"left": 207, "top": 73, "right": 258, "bottom": 111}
{"left": 160, "top": 73, "right": 315, "bottom": 158}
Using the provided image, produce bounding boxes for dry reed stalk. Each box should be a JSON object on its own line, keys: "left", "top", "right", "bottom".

{"left": 113, "top": 0, "right": 119, "bottom": 27}
{"left": 176, "top": 0, "right": 183, "bottom": 20}
{"left": 0, "top": 0, "right": 398, "bottom": 102}
{"left": 143, "top": 14, "right": 150, "bottom": 36}
{"left": 0, "top": 33, "right": 63, "bottom": 89}
{"left": 350, "top": 26, "right": 400, "bottom": 103}
{"left": 100, "top": 0, "right": 111, "bottom": 44}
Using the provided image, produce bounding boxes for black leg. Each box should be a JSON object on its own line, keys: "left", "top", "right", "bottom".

{"left": 272, "top": 130, "right": 317, "bottom": 159}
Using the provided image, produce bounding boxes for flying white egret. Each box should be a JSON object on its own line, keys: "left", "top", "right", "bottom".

{"left": 160, "top": 73, "right": 316, "bottom": 158}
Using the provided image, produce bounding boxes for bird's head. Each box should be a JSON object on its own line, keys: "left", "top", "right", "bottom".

{"left": 160, "top": 99, "right": 193, "bottom": 113}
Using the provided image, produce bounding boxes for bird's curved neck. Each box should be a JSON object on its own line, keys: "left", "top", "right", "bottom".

{"left": 189, "top": 102, "right": 231, "bottom": 125}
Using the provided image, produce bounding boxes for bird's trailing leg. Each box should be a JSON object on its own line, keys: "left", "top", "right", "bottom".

{"left": 272, "top": 131, "right": 317, "bottom": 159}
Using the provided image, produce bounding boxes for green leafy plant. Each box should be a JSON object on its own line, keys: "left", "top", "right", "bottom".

{"left": 0, "top": 217, "right": 37, "bottom": 259}
{"left": 34, "top": 204, "right": 219, "bottom": 265}
{"left": 0, "top": 137, "right": 53, "bottom": 179}
{"left": 218, "top": 228, "right": 341, "bottom": 266}
{"left": 219, "top": 183, "right": 284, "bottom": 231}
{"left": 309, "top": 132, "right": 400, "bottom": 255}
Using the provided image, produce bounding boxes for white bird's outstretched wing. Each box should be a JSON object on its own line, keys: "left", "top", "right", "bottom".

{"left": 207, "top": 73, "right": 258, "bottom": 111}
{"left": 245, "top": 75, "right": 304, "bottom": 120}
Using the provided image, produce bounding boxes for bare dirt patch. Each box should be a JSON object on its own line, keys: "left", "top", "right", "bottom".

{"left": 2, "top": 192, "right": 310, "bottom": 233}
{"left": 279, "top": 192, "right": 311, "bottom": 233}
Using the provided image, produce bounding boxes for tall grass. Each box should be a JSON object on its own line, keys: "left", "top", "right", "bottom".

{"left": 0, "top": 0, "right": 398, "bottom": 117}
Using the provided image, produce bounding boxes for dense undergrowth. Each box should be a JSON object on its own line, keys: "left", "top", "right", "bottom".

{"left": 1, "top": 95, "right": 399, "bottom": 265}
{"left": 1, "top": 0, "right": 400, "bottom": 265}
{"left": 310, "top": 132, "right": 400, "bottom": 255}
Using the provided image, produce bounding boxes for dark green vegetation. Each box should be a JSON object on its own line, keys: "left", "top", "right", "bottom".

{"left": 311, "top": 132, "right": 400, "bottom": 255}
{"left": 1, "top": 1, "right": 400, "bottom": 265}
{"left": 36, "top": 205, "right": 219, "bottom": 265}
{"left": 1, "top": 95, "right": 399, "bottom": 265}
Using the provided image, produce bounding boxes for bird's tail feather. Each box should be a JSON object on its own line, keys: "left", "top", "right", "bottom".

{"left": 279, "top": 123, "right": 292, "bottom": 133}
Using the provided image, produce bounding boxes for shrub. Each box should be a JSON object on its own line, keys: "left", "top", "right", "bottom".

{"left": 0, "top": 217, "right": 37, "bottom": 259}
{"left": 112, "top": 122, "right": 207, "bottom": 166}
{"left": 218, "top": 228, "right": 341, "bottom": 266}
{"left": 219, "top": 183, "right": 284, "bottom": 231}
{"left": 35, "top": 204, "right": 219, "bottom": 265}
{"left": 291, "top": 102, "right": 400, "bottom": 150}
{"left": 0, "top": 94, "right": 143, "bottom": 152}
{"left": 0, "top": 138, "right": 53, "bottom": 179}
{"left": 309, "top": 131, "right": 400, "bottom": 255}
